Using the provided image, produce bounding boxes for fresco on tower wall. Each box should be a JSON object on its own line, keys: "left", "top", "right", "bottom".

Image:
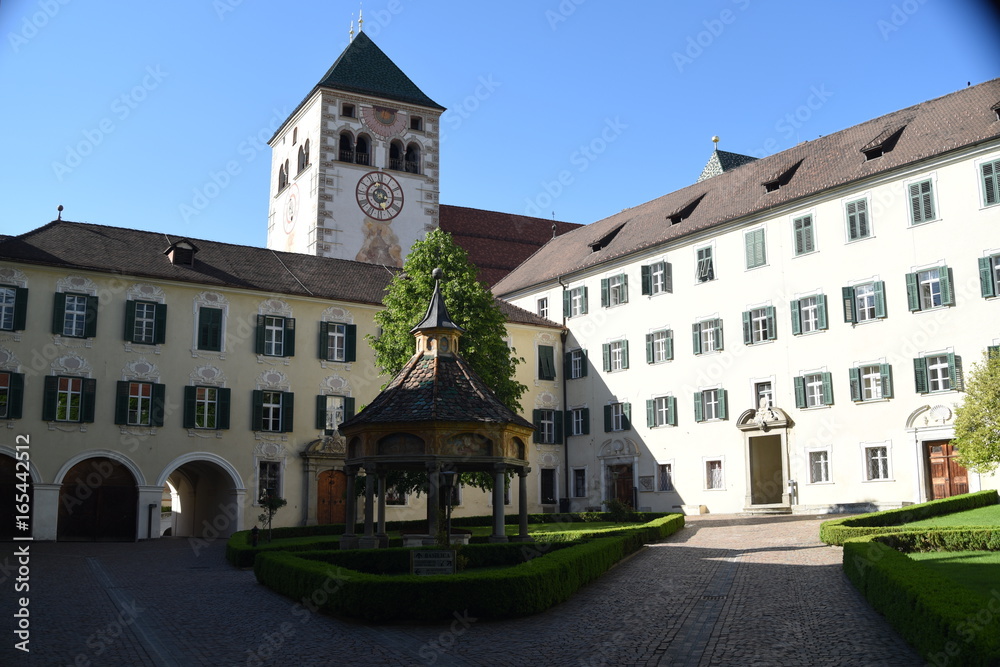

{"left": 356, "top": 217, "right": 402, "bottom": 266}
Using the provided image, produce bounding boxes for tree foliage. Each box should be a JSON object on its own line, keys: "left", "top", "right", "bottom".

{"left": 953, "top": 350, "right": 1000, "bottom": 474}
{"left": 366, "top": 229, "right": 527, "bottom": 496}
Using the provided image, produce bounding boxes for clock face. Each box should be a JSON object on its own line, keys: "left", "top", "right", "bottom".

{"left": 283, "top": 183, "right": 299, "bottom": 233}
{"left": 356, "top": 171, "right": 404, "bottom": 221}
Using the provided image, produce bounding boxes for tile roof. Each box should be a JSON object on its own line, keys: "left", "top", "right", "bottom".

{"left": 697, "top": 149, "right": 758, "bottom": 182}
{"left": 340, "top": 350, "right": 533, "bottom": 428}
{"left": 0, "top": 220, "right": 561, "bottom": 328}
{"left": 494, "top": 79, "right": 1000, "bottom": 297}
{"left": 439, "top": 205, "right": 581, "bottom": 286}
{"left": 316, "top": 32, "right": 444, "bottom": 110}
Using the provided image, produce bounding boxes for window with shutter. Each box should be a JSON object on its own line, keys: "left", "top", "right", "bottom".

{"left": 983, "top": 159, "right": 1000, "bottom": 207}
{"left": 538, "top": 345, "right": 556, "bottom": 380}
{"left": 793, "top": 215, "right": 815, "bottom": 256}
{"left": 846, "top": 198, "right": 871, "bottom": 241}
{"left": 696, "top": 247, "right": 714, "bottom": 282}
{"left": 908, "top": 179, "right": 936, "bottom": 225}
{"left": 197, "top": 307, "right": 223, "bottom": 351}
{"left": 745, "top": 229, "right": 766, "bottom": 269}
{"left": 0, "top": 286, "right": 27, "bottom": 332}
{"left": 0, "top": 372, "right": 24, "bottom": 420}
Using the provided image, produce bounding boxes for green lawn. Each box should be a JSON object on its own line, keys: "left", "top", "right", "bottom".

{"left": 900, "top": 503, "right": 1000, "bottom": 528}
{"left": 908, "top": 550, "right": 1000, "bottom": 592}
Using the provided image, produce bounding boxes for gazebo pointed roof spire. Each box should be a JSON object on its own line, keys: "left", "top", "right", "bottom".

{"left": 410, "top": 268, "right": 464, "bottom": 334}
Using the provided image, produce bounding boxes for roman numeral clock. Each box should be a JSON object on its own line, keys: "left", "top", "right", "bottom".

{"left": 355, "top": 171, "right": 403, "bottom": 221}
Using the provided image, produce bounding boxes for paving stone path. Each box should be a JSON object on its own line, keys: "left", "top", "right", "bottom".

{"left": 1, "top": 515, "right": 923, "bottom": 666}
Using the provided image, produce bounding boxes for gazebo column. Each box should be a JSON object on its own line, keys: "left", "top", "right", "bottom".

{"left": 359, "top": 466, "right": 378, "bottom": 549}
{"left": 513, "top": 466, "right": 534, "bottom": 542}
{"left": 426, "top": 462, "right": 440, "bottom": 539}
{"left": 376, "top": 467, "right": 388, "bottom": 548}
{"left": 340, "top": 465, "right": 359, "bottom": 549}
{"left": 489, "top": 463, "right": 508, "bottom": 543}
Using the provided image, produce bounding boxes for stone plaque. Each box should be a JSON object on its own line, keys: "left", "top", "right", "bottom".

{"left": 411, "top": 550, "right": 455, "bottom": 575}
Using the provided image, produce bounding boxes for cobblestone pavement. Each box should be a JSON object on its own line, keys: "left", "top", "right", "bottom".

{"left": 1, "top": 515, "right": 923, "bottom": 666}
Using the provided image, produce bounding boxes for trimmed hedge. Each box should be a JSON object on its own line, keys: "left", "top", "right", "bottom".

{"left": 252, "top": 514, "right": 684, "bottom": 621}
{"left": 820, "top": 490, "right": 998, "bottom": 545}
{"left": 843, "top": 533, "right": 1000, "bottom": 666}
{"left": 227, "top": 511, "right": 669, "bottom": 567}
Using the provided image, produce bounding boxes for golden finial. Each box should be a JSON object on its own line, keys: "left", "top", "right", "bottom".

{"left": 712, "top": 135, "right": 720, "bottom": 150}
{"left": 358, "top": 4, "right": 364, "bottom": 32}
{"left": 349, "top": 18, "right": 354, "bottom": 41}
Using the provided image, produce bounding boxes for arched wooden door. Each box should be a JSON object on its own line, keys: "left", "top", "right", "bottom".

{"left": 58, "top": 457, "right": 137, "bottom": 541}
{"left": 317, "top": 469, "right": 346, "bottom": 524}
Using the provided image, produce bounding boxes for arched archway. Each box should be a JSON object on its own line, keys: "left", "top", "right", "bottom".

{"left": 156, "top": 454, "right": 244, "bottom": 538}
{"left": 58, "top": 457, "right": 138, "bottom": 541}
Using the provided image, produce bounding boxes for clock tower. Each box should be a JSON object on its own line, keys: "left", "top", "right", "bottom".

{"left": 267, "top": 31, "right": 444, "bottom": 266}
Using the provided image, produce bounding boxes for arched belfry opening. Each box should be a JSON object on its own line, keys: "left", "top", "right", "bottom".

{"left": 340, "top": 269, "right": 534, "bottom": 548}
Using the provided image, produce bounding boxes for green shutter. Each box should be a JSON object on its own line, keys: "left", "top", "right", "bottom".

{"left": 581, "top": 287, "right": 588, "bottom": 314}
{"left": 790, "top": 299, "right": 801, "bottom": 335}
{"left": 51, "top": 292, "right": 66, "bottom": 334}
{"left": 622, "top": 403, "right": 631, "bottom": 430}
{"left": 581, "top": 407, "right": 590, "bottom": 435}
{"left": 602, "top": 343, "right": 611, "bottom": 372}
{"left": 645, "top": 334, "right": 654, "bottom": 364}
{"left": 692, "top": 323, "right": 701, "bottom": 355}
{"left": 42, "top": 376, "right": 58, "bottom": 420}
{"left": 564, "top": 351, "right": 572, "bottom": 377}
{"left": 252, "top": 390, "right": 264, "bottom": 430}
{"left": 979, "top": 257, "right": 997, "bottom": 298}
{"left": 909, "top": 183, "right": 923, "bottom": 223}
{"left": 794, "top": 376, "right": 806, "bottom": 408}
{"left": 553, "top": 412, "right": 563, "bottom": 444}
{"left": 742, "top": 311, "right": 752, "bottom": 345}
{"left": 913, "top": 358, "right": 928, "bottom": 394}
{"left": 564, "top": 410, "right": 573, "bottom": 436}
{"left": 873, "top": 281, "right": 886, "bottom": 318}
{"left": 940, "top": 267, "right": 954, "bottom": 307}
{"left": 533, "top": 409, "right": 542, "bottom": 443}
{"left": 282, "top": 392, "right": 294, "bottom": 432}
{"left": 665, "top": 263, "right": 673, "bottom": 293}
{"left": 11, "top": 288, "right": 27, "bottom": 331}
{"left": 665, "top": 331, "right": 674, "bottom": 360}
{"left": 714, "top": 319, "right": 724, "bottom": 351}
{"left": 344, "top": 396, "right": 355, "bottom": 421}
{"left": 198, "top": 308, "right": 222, "bottom": 351}
{"left": 114, "top": 381, "right": 130, "bottom": 425}
{"left": 601, "top": 278, "right": 609, "bottom": 308}
{"left": 603, "top": 405, "right": 612, "bottom": 432}
{"left": 153, "top": 303, "right": 167, "bottom": 344}
{"left": 7, "top": 373, "right": 24, "bottom": 419}
{"left": 948, "top": 353, "right": 963, "bottom": 392}
{"left": 718, "top": 390, "right": 728, "bottom": 420}
{"left": 667, "top": 396, "right": 677, "bottom": 426}
{"left": 124, "top": 300, "right": 137, "bottom": 341}
{"left": 842, "top": 286, "right": 856, "bottom": 323}
{"left": 745, "top": 232, "right": 755, "bottom": 268}
{"left": 316, "top": 395, "right": 328, "bottom": 430}
{"left": 641, "top": 265, "right": 651, "bottom": 295}
{"left": 765, "top": 306, "right": 776, "bottom": 340}
{"left": 646, "top": 399, "right": 655, "bottom": 428}
{"left": 151, "top": 383, "right": 166, "bottom": 427}
{"left": 621, "top": 340, "right": 629, "bottom": 369}
{"left": 816, "top": 294, "right": 828, "bottom": 330}
{"left": 905, "top": 272, "right": 920, "bottom": 311}
{"left": 255, "top": 314, "right": 266, "bottom": 354}
{"left": 563, "top": 290, "right": 572, "bottom": 317}
{"left": 820, "top": 373, "right": 833, "bottom": 406}
{"left": 621, "top": 274, "right": 628, "bottom": 304}
{"left": 183, "top": 386, "right": 197, "bottom": 428}
{"left": 983, "top": 160, "right": 999, "bottom": 206}
{"left": 880, "top": 363, "right": 894, "bottom": 399}
{"left": 284, "top": 318, "right": 296, "bottom": 357}
{"left": 318, "top": 321, "right": 330, "bottom": 359}
{"left": 81, "top": 378, "right": 97, "bottom": 423}
{"left": 849, "top": 367, "right": 862, "bottom": 401}
{"left": 84, "top": 296, "right": 99, "bottom": 338}
{"left": 693, "top": 392, "right": 704, "bottom": 423}
{"left": 217, "top": 388, "right": 231, "bottom": 430}
{"left": 344, "top": 325, "right": 357, "bottom": 362}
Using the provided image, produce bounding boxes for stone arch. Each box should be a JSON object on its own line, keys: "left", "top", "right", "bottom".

{"left": 155, "top": 452, "right": 245, "bottom": 538}
{"left": 54, "top": 449, "right": 145, "bottom": 485}
{"left": 57, "top": 456, "right": 139, "bottom": 541}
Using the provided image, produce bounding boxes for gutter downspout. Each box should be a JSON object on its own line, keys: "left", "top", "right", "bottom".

{"left": 558, "top": 276, "right": 570, "bottom": 513}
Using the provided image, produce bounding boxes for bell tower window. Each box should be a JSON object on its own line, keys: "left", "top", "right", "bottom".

{"left": 405, "top": 143, "right": 420, "bottom": 174}
{"left": 355, "top": 135, "right": 371, "bottom": 166}
{"left": 339, "top": 133, "right": 355, "bottom": 163}
{"left": 389, "top": 140, "right": 404, "bottom": 171}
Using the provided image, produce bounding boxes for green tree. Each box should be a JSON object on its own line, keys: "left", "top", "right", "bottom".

{"left": 953, "top": 349, "right": 1000, "bottom": 474}
{"left": 257, "top": 493, "right": 287, "bottom": 543}
{"left": 367, "top": 229, "right": 526, "bottom": 496}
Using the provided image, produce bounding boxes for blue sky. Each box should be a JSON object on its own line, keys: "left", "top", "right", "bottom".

{"left": 2, "top": 0, "right": 998, "bottom": 246}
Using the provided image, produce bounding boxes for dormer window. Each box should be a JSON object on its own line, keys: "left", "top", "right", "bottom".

{"left": 342, "top": 103, "right": 356, "bottom": 118}
{"left": 589, "top": 223, "right": 625, "bottom": 252}
{"left": 762, "top": 160, "right": 803, "bottom": 193}
{"left": 991, "top": 101, "right": 1000, "bottom": 122}
{"left": 163, "top": 240, "right": 199, "bottom": 267}
{"left": 861, "top": 125, "right": 905, "bottom": 161}
{"left": 666, "top": 193, "right": 705, "bottom": 225}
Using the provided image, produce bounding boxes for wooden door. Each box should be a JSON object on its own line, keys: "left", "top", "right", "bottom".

{"left": 317, "top": 470, "right": 347, "bottom": 524}
{"left": 609, "top": 464, "right": 634, "bottom": 508}
{"left": 926, "top": 440, "right": 969, "bottom": 499}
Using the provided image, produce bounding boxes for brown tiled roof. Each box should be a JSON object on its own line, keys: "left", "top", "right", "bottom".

{"left": 439, "top": 205, "right": 581, "bottom": 286}
{"left": 340, "top": 351, "right": 533, "bottom": 428}
{"left": 0, "top": 220, "right": 557, "bottom": 328}
{"left": 494, "top": 79, "right": 1000, "bottom": 296}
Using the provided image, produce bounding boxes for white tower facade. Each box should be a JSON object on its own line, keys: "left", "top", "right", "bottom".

{"left": 267, "top": 32, "right": 444, "bottom": 266}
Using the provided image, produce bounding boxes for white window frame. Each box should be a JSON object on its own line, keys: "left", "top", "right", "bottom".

{"left": 325, "top": 395, "right": 346, "bottom": 432}
{"left": 537, "top": 297, "right": 548, "bottom": 319}
{"left": 791, "top": 211, "right": 817, "bottom": 257}
{"left": 56, "top": 376, "right": 83, "bottom": 422}
{"left": 609, "top": 402, "right": 625, "bottom": 431}
{"left": 703, "top": 388, "right": 721, "bottom": 421}
{"left": 926, "top": 354, "right": 952, "bottom": 392}
{"left": 63, "top": 293, "right": 88, "bottom": 337}
{"left": 861, "top": 441, "right": 893, "bottom": 482}
{"left": 651, "top": 329, "right": 669, "bottom": 363}
{"left": 696, "top": 316, "right": 722, "bottom": 354}
{"left": 195, "top": 386, "right": 218, "bottom": 429}
{"left": 703, "top": 457, "right": 725, "bottom": 491}
{"left": 744, "top": 225, "right": 767, "bottom": 270}
{"left": 569, "top": 407, "right": 587, "bottom": 436}
{"left": 608, "top": 273, "right": 627, "bottom": 307}
{"left": 915, "top": 266, "right": 944, "bottom": 310}
{"left": 843, "top": 194, "right": 874, "bottom": 243}
{"left": 264, "top": 315, "right": 285, "bottom": 357}
{"left": 0, "top": 286, "right": 15, "bottom": 331}
{"left": 539, "top": 468, "right": 558, "bottom": 505}
{"left": 569, "top": 286, "right": 586, "bottom": 317}
{"left": 652, "top": 395, "right": 672, "bottom": 427}
{"left": 695, "top": 244, "right": 715, "bottom": 283}
{"left": 256, "top": 459, "right": 283, "bottom": 504}
{"left": 127, "top": 381, "right": 153, "bottom": 426}
{"left": 750, "top": 375, "right": 775, "bottom": 409}
{"left": 750, "top": 306, "right": 770, "bottom": 343}
{"left": 132, "top": 302, "right": 157, "bottom": 344}
{"left": 854, "top": 282, "right": 877, "bottom": 323}
{"left": 976, "top": 154, "right": 1000, "bottom": 209}
{"left": 987, "top": 252, "right": 1000, "bottom": 298}
{"left": 261, "top": 390, "right": 283, "bottom": 432}
{"left": 803, "top": 373, "right": 824, "bottom": 408}
{"left": 326, "top": 322, "right": 347, "bottom": 362}
{"left": 609, "top": 340, "right": 626, "bottom": 371}
{"left": 799, "top": 295, "right": 819, "bottom": 333}
{"left": 650, "top": 260, "right": 668, "bottom": 294}
{"left": 657, "top": 462, "right": 674, "bottom": 492}
{"left": 904, "top": 173, "right": 939, "bottom": 226}
{"left": 806, "top": 446, "right": 832, "bottom": 484}
{"left": 538, "top": 409, "right": 556, "bottom": 443}
{"left": 569, "top": 348, "right": 585, "bottom": 379}
{"left": 859, "top": 364, "right": 885, "bottom": 401}
{"left": 572, "top": 467, "right": 588, "bottom": 498}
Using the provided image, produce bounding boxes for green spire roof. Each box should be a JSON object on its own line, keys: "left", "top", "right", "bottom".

{"left": 316, "top": 32, "right": 444, "bottom": 110}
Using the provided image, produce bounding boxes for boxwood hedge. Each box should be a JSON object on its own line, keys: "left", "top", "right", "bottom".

{"left": 843, "top": 532, "right": 1000, "bottom": 666}
{"left": 819, "top": 490, "right": 998, "bottom": 545}
{"left": 252, "top": 514, "right": 684, "bottom": 621}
